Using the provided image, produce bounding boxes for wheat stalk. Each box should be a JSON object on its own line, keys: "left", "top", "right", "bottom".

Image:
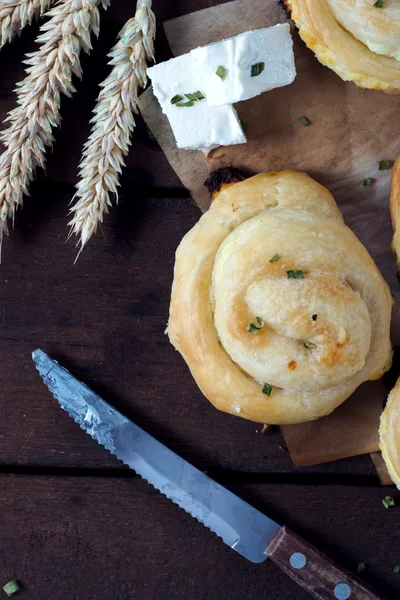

{"left": 0, "top": 0, "right": 52, "bottom": 49}
{"left": 0, "top": 0, "right": 110, "bottom": 250}
{"left": 68, "top": 0, "right": 155, "bottom": 251}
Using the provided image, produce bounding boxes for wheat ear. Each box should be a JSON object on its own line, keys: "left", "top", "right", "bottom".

{"left": 68, "top": 0, "right": 155, "bottom": 251}
{"left": 0, "top": 0, "right": 52, "bottom": 49}
{"left": 0, "top": 0, "right": 110, "bottom": 249}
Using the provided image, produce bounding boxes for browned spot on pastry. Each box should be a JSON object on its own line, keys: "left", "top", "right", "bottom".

{"left": 205, "top": 167, "right": 245, "bottom": 201}
{"left": 336, "top": 337, "right": 348, "bottom": 349}
{"left": 288, "top": 360, "right": 297, "bottom": 370}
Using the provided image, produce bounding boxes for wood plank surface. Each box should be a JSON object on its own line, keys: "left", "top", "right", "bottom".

{"left": 0, "top": 1, "right": 397, "bottom": 599}
{"left": 0, "top": 185, "right": 383, "bottom": 477}
{"left": 0, "top": 474, "right": 399, "bottom": 600}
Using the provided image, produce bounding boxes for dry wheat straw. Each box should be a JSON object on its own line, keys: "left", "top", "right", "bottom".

{"left": 0, "top": 0, "right": 110, "bottom": 250}
{"left": 69, "top": 0, "right": 155, "bottom": 251}
{"left": 0, "top": 0, "right": 52, "bottom": 49}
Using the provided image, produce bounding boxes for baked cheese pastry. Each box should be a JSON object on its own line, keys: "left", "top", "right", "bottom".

{"left": 389, "top": 156, "right": 400, "bottom": 268}
{"left": 380, "top": 378, "right": 400, "bottom": 489}
{"left": 168, "top": 170, "right": 393, "bottom": 424}
{"left": 284, "top": 0, "right": 400, "bottom": 93}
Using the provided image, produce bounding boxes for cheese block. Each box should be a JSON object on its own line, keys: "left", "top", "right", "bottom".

{"left": 147, "top": 24, "right": 296, "bottom": 151}
{"left": 205, "top": 24, "right": 296, "bottom": 106}
{"left": 148, "top": 49, "right": 246, "bottom": 151}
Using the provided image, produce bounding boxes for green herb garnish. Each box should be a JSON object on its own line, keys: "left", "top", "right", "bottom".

{"left": 171, "top": 94, "right": 184, "bottom": 105}
{"left": 379, "top": 159, "right": 391, "bottom": 171}
{"left": 269, "top": 254, "right": 281, "bottom": 263}
{"left": 304, "top": 341, "right": 317, "bottom": 350}
{"left": 251, "top": 62, "right": 265, "bottom": 77}
{"left": 394, "top": 565, "right": 400, "bottom": 574}
{"left": 173, "top": 91, "right": 205, "bottom": 107}
{"left": 363, "top": 178, "right": 373, "bottom": 186}
{"left": 216, "top": 65, "right": 227, "bottom": 80}
{"left": 287, "top": 270, "right": 304, "bottom": 279}
{"left": 357, "top": 563, "right": 366, "bottom": 575}
{"left": 262, "top": 383, "right": 272, "bottom": 396}
{"left": 374, "top": 0, "right": 385, "bottom": 7}
{"left": 382, "top": 495, "right": 395, "bottom": 508}
{"left": 2, "top": 582, "right": 20, "bottom": 597}
{"left": 185, "top": 91, "right": 205, "bottom": 102}
{"left": 299, "top": 116, "right": 311, "bottom": 127}
{"left": 245, "top": 317, "right": 264, "bottom": 334}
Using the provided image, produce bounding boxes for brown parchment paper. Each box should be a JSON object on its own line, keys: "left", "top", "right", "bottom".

{"left": 139, "top": 0, "right": 400, "bottom": 468}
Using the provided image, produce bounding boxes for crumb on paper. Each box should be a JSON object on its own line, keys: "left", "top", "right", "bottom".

{"left": 382, "top": 495, "right": 395, "bottom": 508}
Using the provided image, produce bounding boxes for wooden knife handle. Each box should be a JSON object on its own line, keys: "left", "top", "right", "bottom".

{"left": 266, "top": 527, "right": 383, "bottom": 600}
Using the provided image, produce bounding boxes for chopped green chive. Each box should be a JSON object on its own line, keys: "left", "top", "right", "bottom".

{"left": 304, "top": 341, "right": 317, "bottom": 350}
{"left": 185, "top": 91, "right": 205, "bottom": 102}
{"left": 2, "top": 582, "right": 20, "bottom": 597}
{"left": 382, "top": 495, "right": 395, "bottom": 508}
{"left": 299, "top": 116, "right": 311, "bottom": 127}
{"left": 363, "top": 178, "right": 373, "bottom": 186}
{"left": 262, "top": 383, "right": 272, "bottom": 396}
{"left": 216, "top": 65, "right": 227, "bottom": 80}
{"left": 251, "top": 62, "right": 265, "bottom": 77}
{"left": 245, "top": 317, "right": 264, "bottom": 334}
{"left": 173, "top": 91, "right": 205, "bottom": 107}
{"left": 171, "top": 94, "right": 184, "bottom": 105}
{"left": 379, "top": 159, "right": 391, "bottom": 171}
{"left": 357, "top": 563, "right": 366, "bottom": 575}
{"left": 287, "top": 270, "right": 304, "bottom": 279}
{"left": 269, "top": 254, "right": 281, "bottom": 263}
{"left": 394, "top": 565, "right": 400, "bottom": 574}
{"left": 374, "top": 0, "right": 385, "bottom": 7}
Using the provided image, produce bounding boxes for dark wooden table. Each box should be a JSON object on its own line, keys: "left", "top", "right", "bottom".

{"left": 0, "top": 1, "right": 399, "bottom": 599}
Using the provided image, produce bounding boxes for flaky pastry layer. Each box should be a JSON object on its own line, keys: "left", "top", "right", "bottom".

{"left": 285, "top": 0, "right": 400, "bottom": 93}
{"left": 380, "top": 377, "right": 400, "bottom": 489}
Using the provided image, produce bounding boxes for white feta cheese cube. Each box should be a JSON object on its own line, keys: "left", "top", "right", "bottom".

{"left": 205, "top": 24, "right": 296, "bottom": 106}
{"left": 148, "top": 51, "right": 246, "bottom": 151}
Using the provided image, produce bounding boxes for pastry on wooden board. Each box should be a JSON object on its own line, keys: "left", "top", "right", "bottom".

{"left": 380, "top": 156, "right": 400, "bottom": 489}
{"left": 284, "top": 0, "right": 400, "bottom": 93}
{"left": 379, "top": 378, "right": 400, "bottom": 490}
{"left": 168, "top": 169, "right": 393, "bottom": 425}
{"left": 389, "top": 156, "right": 400, "bottom": 269}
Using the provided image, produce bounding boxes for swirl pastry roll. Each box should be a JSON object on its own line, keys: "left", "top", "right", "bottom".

{"left": 168, "top": 170, "right": 392, "bottom": 424}
{"left": 390, "top": 156, "right": 400, "bottom": 269}
{"left": 284, "top": 0, "right": 400, "bottom": 92}
{"left": 380, "top": 378, "right": 400, "bottom": 489}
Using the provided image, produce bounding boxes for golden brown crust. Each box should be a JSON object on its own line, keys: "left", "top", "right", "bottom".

{"left": 389, "top": 156, "right": 400, "bottom": 269}
{"left": 168, "top": 170, "right": 393, "bottom": 425}
{"left": 379, "top": 377, "right": 400, "bottom": 489}
{"left": 285, "top": 0, "right": 400, "bottom": 92}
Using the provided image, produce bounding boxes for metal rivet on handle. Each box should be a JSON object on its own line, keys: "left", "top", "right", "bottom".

{"left": 334, "top": 583, "right": 351, "bottom": 599}
{"left": 290, "top": 552, "right": 307, "bottom": 569}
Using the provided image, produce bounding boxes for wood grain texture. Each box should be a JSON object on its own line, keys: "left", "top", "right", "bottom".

{"left": 0, "top": 475, "right": 399, "bottom": 600}
{"left": 267, "top": 527, "right": 382, "bottom": 599}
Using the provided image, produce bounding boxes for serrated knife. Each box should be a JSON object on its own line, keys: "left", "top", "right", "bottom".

{"left": 33, "top": 349, "right": 382, "bottom": 600}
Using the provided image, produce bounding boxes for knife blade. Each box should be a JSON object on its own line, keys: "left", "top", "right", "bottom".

{"left": 33, "top": 349, "right": 383, "bottom": 600}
